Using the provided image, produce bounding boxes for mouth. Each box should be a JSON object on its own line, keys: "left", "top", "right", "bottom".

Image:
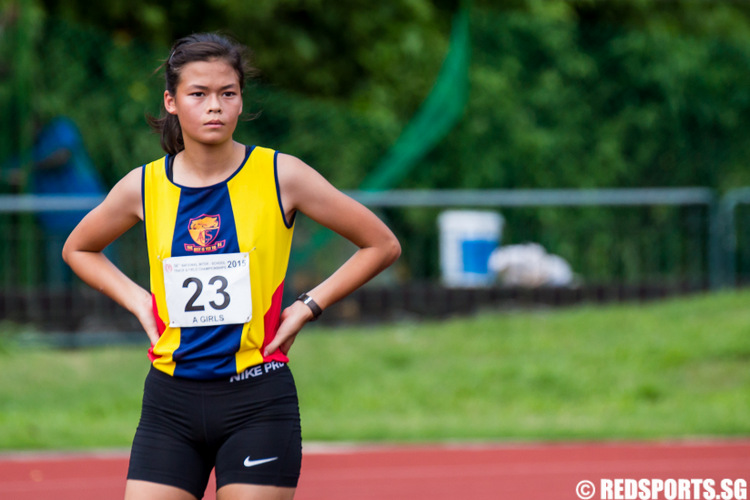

{"left": 204, "top": 120, "right": 224, "bottom": 127}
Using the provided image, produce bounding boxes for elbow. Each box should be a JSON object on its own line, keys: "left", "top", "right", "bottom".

{"left": 61, "top": 242, "right": 70, "bottom": 266}
{"left": 61, "top": 237, "right": 75, "bottom": 266}
{"left": 383, "top": 234, "right": 401, "bottom": 268}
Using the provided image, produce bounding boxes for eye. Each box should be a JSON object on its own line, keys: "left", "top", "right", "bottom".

{"left": 189, "top": 91, "right": 205, "bottom": 97}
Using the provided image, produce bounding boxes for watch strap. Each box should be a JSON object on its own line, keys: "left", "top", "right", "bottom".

{"left": 297, "top": 293, "right": 322, "bottom": 321}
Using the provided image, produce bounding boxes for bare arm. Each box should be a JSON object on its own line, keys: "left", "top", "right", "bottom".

{"left": 264, "top": 154, "right": 401, "bottom": 356}
{"left": 61, "top": 168, "right": 159, "bottom": 344}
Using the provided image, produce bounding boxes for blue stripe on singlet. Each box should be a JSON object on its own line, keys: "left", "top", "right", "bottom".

{"left": 170, "top": 183, "right": 244, "bottom": 379}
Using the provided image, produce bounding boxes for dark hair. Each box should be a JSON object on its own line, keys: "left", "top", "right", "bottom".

{"left": 147, "top": 32, "right": 257, "bottom": 155}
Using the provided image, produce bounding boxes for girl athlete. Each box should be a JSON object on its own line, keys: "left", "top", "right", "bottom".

{"left": 62, "top": 33, "right": 401, "bottom": 500}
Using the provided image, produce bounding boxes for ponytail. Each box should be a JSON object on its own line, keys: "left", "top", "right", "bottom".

{"left": 146, "top": 112, "right": 183, "bottom": 156}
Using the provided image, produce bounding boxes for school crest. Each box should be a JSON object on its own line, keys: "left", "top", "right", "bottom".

{"left": 184, "top": 214, "right": 226, "bottom": 253}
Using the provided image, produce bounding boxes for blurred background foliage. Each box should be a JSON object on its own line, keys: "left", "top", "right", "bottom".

{"left": 2, "top": 0, "right": 750, "bottom": 284}
{"left": 3, "top": 0, "right": 750, "bottom": 189}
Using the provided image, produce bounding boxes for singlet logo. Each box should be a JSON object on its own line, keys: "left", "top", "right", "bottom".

{"left": 184, "top": 214, "right": 226, "bottom": 253}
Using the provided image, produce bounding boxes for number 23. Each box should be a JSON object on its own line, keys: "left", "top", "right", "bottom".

{"left": 182, "top": 276, "right": 231, "bottom": 312}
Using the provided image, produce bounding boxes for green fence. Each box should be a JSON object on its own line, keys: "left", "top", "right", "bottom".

{"left": 0, "top": 187, "right": 746, "bottom": 333}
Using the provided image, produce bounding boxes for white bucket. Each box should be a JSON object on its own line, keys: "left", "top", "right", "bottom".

{"left": 438, "top": 210, "right": 504, "bottom": 287}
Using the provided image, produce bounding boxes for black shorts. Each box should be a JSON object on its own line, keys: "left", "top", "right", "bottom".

{"left": 127, "top": 362, "right": 302, "bottom": 498}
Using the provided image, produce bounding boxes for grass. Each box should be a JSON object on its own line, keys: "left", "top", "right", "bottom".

{"left": 1, "top": 289, "right": 749, "bottom": 450}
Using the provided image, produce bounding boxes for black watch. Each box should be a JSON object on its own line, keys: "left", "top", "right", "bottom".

{"left": 297, "top": 293, "right": 322, "bottom": 321}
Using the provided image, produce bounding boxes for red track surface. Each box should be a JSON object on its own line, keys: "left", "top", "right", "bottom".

{"left": 1, "top": 440, "right": 748, "bottom": 500}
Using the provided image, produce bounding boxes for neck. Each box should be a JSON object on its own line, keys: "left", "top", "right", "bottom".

{"left": 182, "top": 139, "right": 239, "bottom": 169}
{"left": 174, "top": 140, "right": 245, "bottom": 186}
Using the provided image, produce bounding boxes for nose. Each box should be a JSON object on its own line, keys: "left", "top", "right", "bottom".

{"left": 207, "top": 94, "right": 222, "bottom": 113}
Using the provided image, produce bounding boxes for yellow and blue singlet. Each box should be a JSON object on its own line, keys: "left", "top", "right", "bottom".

{"left": 141, "top": 145, "right": 294, "bottom": 380}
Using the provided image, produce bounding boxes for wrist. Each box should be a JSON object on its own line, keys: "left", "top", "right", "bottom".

{"left": 296, "top": 293, "right": 322, "bottom": 321}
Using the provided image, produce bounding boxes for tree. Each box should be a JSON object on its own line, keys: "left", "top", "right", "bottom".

{"left": 37, "top": 0, "right": 457, "bottom": 123}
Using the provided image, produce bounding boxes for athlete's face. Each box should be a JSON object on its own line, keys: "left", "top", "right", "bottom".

{"left": 165, "top": 59, "right": 243, "bottom": 148}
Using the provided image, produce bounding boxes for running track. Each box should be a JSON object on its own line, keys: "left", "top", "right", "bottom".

{"left": 1, "top": 440, "right": 748, "bottom": 499}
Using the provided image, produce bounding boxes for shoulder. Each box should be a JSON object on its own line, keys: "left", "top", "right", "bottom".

{"left": 275, "top": 153, "right": 358, "bottom": 219}
{"left": 113, "top": 166, "right": 144, "bottom": 197}
{"left": 120, "top": 166, "right": 145, "bottom": 186}
{"left": 276, "top": 153, "right": 331, "bottom": 197}
{"left": 104, "top": 167, "right": 145, "bottom": 219}
{"left": 276, "top": 152, "right": 318, "bottom": 181}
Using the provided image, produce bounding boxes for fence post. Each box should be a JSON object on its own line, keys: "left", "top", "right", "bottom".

{"left": 708, "top": 197, "right": 725, "bottom": 290}
{"left": 717, "top": 187, "right": 750, "bottom": 289}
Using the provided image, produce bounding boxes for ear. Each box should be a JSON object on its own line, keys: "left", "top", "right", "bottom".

{"left": 164, "top": 90, "right": 177, "bottom": 115}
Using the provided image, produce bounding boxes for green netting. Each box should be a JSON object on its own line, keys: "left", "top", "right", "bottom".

{"left": 360, "top": 5, "right": 471, "bottom": 191}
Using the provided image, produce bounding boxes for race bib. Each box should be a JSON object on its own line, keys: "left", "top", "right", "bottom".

{"left": 162, "top": 252, "right": 251, "bottom": 327}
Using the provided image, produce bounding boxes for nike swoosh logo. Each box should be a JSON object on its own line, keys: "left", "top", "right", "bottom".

{"left": 243, "top": 456, "right": 278, "bottom": 468}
